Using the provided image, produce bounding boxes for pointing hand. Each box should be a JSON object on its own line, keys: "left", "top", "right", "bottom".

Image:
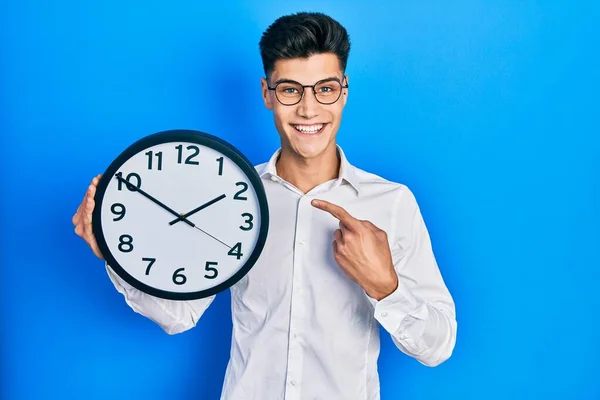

{"left": 311, "top": 199, "right": 398, "bottom": 301}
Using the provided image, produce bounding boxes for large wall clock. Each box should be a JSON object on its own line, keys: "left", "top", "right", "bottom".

{"left": 92, "top": 129, "right": 269, "bottom": 300}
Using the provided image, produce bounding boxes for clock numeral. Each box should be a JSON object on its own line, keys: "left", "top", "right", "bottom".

{"left": 116, "top": 172, "right": 142, "bottom": 191}
{"left": 240, "top": 213, "right": 253, "bottom": 231}
{"left": 111, "top": 203, "right": 126, "bottom": 221}
{"left": 234, "top": 182, "right": 248, "bottom": 200}
{"left": 142, "top": 257, "right": 156, "bottom": 275}
{"left": 204, "top": 261, "right": 219, "bottom": 279}
{"left": 145, "top": 150, "right": 163, "bottom": 170}
{"left": 216, "top": 156, "right": 224, "bottom": 175}
{"left": 118, "top": 234, "right": 134, "bottom": 252}
{"left": 172, "top": 268, "right": 187, "bottom": 285}
{"left": 227, "top": 242, "right": 243, "bottom": 260}
{"left": 176, "top": 144, "right": 200, "bottom": 165}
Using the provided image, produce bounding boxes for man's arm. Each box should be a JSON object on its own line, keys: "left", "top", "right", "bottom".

{"left": 366, "top": 187, "right": 457, "bottom": 367}
{"left": 106, "top": 263, "right": 216, "bottom": 335}
{"left": 311, "top": 188, "right": 457, "bottom": 367}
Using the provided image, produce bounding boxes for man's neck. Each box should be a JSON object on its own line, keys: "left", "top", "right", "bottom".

{"left": 275, "top": 145, "right": 340, "bottom": 194}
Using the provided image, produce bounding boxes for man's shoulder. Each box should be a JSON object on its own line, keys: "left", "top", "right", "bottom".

{"left": 351, "top": 164, "right": 411, "bottom": 194}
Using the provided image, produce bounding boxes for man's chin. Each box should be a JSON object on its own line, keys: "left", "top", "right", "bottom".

{"left": 290, "top": 140, "right": 337, "bottom": 160}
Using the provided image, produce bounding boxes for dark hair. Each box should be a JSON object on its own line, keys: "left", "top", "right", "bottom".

{"left": 259, "top": 11, "right": 351, "bottom": 79}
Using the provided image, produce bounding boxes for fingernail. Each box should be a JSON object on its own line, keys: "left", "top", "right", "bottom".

{"left": 312, "top": 200, "right": 320, "bottom": 206}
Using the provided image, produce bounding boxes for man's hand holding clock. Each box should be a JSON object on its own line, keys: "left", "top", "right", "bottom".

{"left": 73, "top": 174, "right": 105, "bottom": 260}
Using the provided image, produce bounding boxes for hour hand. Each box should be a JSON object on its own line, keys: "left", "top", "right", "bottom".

{"left": 169, "top": 194, "right": 226, "bottom": 225}
{"left": 115, "top": 174, "right": 195, "bottom": 227}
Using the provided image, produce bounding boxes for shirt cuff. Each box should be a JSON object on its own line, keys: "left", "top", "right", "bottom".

{"left": 105, "top": 262, "right": 135, "bottom": 292}
{"left": 366, "top": 278, "right": 420, "bottom": 334}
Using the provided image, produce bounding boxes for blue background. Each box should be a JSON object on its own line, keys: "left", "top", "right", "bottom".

{"left": 2, "top": 1, "right": 599, "bottom": 399}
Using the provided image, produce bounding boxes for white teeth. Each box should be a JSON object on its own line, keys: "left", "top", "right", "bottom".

{"left": 293, "top": 124, "right": 324, "bottom": 134}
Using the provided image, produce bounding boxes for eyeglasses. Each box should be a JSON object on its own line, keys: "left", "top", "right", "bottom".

{"left": 267, "top": 76, "right": 348, "bottom": 106}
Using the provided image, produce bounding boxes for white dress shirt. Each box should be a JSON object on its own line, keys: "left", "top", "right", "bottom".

{"left": 105, "top": 145, "right": 457, "bottom": 400}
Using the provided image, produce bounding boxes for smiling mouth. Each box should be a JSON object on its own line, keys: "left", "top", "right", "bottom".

{"left": 292, "top": 123, "right": 326, "bottom": 135}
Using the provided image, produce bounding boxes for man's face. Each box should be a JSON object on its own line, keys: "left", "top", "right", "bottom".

{"left": 261, "top": 53, "right": 348, "bottom": 160}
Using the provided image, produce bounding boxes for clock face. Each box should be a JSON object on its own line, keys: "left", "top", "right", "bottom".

{"left": 92, "top": 130, "right": 269, "bottom": 300}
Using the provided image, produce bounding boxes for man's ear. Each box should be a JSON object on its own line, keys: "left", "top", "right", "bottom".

{"left": 261, "top": 77, "right": 274, "bottom": 110}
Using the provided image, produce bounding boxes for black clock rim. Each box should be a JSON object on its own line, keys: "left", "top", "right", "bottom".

{"left": 91, "top": 129, "right": 270, "bottom": 301}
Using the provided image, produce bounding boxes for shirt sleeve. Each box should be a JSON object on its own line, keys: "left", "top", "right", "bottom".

{"left": 105, "top": 263, "right": 216, "bottom": 335}
{"left": 367, "top": 186, "right": 457, "bottom": 367}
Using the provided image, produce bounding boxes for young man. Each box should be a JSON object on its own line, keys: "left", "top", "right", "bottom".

{"left": 73, "top": 11, "right": 457, "bottom": 400}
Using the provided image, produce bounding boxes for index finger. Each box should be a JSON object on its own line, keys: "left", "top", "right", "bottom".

{"left": 311, "top": 199, "right": 358, "bottom": 228}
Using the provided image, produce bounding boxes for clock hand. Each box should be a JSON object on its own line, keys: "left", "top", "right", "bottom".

{"left": 169, "top": 194, "right": 227, "bottom": 226}
{"left": 115, "top": 174, "right": 195, "bottom": 227}
{"left": 116, "top": 176, "right": 232, "bottom": 250}
{"left": 192, "top": 225, "right": 232, "bottom": 249}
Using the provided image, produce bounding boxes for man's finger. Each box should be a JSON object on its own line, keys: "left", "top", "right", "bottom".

{"left": 334, "top": 228, "right": 343, "bottom": 244}
{"left": 72, "top": 205, "right": 82, "bottom": 226}
{"left": 311, "top": 199, "right": 357, "bottom": 228}
{"left": 88, "top": 183, "right": 97, "bottom": 199}
{"left": 92, "top": 174, "right": 101, "bottom": 186}
{"left": 73, "top": 186, "right": 91, "bottom": 225}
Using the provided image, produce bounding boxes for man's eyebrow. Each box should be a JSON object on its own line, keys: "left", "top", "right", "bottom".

{"left": 271, "top": 76, "right": 340, "bottom": 85}
{"left": 271, "top": 78, "right": 299, "bottom": 85}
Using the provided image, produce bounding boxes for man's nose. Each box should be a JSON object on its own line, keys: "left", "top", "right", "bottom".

{"left": 296, "top": 89, "right": 320, "bottom": 119}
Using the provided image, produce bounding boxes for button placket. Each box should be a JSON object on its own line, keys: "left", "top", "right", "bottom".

{"left": 284, "top": 195, "right": 313, "bottom": 399}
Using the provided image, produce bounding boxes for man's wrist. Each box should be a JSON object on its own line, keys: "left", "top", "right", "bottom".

{"left": 366, "top": 273, "right": 399, "bottom": 301}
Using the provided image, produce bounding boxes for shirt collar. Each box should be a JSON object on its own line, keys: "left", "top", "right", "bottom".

{"left": 257, "top": 145, "right": 361, "bottom": 194}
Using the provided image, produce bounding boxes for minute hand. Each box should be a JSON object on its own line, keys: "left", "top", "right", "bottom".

{"left": 169, "top": 194, "right": 226, "bottom": 225}
{"left": 115, "top": 175, "right": 195, "bottom": 227}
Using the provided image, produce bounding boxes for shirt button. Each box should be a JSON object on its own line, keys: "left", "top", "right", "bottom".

{"left": 299, "top": 241, "right": 305, "bottom": 246}
{"left": 290, "top": 380, "right": 296, "bottom": 386}
{"left": 381, "top": 312, "right": 388, "bottom": 318}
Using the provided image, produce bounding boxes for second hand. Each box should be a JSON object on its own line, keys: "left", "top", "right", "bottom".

{"left": 192, "top": 225, "right": 231, "bottom": 249}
